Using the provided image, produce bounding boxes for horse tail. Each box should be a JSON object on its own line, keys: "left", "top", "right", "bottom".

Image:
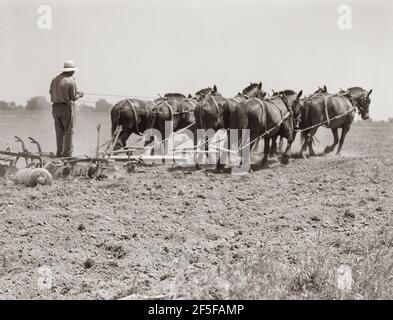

{"left": 237, "top": 101, "right": 248, "bottom": 132}
{"left": 195, "top": 101, "right": 206, "bottom": 130}
{"left": 301, "top": 100, "right": 310, "bottom": 144}
{"left": 110, "top": 102, "right": 122, "bottom": 137}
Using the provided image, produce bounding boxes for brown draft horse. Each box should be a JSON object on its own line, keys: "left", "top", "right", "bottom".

{"left": 273, "top": 85, "right": 328, "bottom": 156}
{"left": 193, "top": 83, "right": 265, "bottom": 170}
{"left": 110, "top": 93, "right": 194, "bottom": 151}
{"left": 300, "top": 86, "right": 372, "bottom": 157}
{"left": 241, "top": 90, "right": 303, "bottom": 168}
{"left": 144, "top": 93, "right": 198, "bottom": 154}
{"left": 110, "top": 98, "right": 155, "bottom": 150}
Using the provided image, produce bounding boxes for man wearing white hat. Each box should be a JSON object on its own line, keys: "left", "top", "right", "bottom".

{"left": 49, "top": 60, "right": 83, "bottom": 157}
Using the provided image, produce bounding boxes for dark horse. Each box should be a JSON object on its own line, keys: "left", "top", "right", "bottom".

{"left": 193, "top": 82, "right": 265, "bottom": 170}
{"left": 273, "top": 85, "right": 328, "bottom": 155}
{"left": 241, "top": 89, "right": 303, "bottom": 168}
{"left": 110, "top": 93, "right": 192, "bottom": 151}
{"left": 300, "top": 86, "right": 372, "bottom": 157}
{"left": 144, "top": 93, "right": 198, "bottom": 154}
{"left": 110, "top": 98, "right": 155, "bottom": 150}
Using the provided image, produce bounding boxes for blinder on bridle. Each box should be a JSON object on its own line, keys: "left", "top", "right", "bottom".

{"left": 280, "top": 93, "right": 302, "bottom": 129}
{"left": 346, "top": 91, "right": 369, "bottom": 116}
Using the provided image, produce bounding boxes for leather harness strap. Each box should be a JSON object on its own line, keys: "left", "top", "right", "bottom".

{"left": 253, "top": 97, "right": 267, "bottom": 132}
{"left": 162, "top": 100, "right": 174, "bottom": 123}
{"left": 210, "top": 95, "right": 225, "bottom": 127}
{"left": 230, "top": 96, "right": 242, "bottom": 103}
{"left": 126, "top": 99, "right": 142, "bottom": 135}
{"left": 323, "top": 96, "right": 330, "bottom": 127}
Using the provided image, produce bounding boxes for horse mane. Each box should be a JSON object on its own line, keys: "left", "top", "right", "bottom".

{"left": 195, "top": 88, "right": 212, "bottom": 96}
{"left": 163, "top": 93, "right": 186, "bottom": 99}
{"left": 347, "top": 86, "right": 368, "bottom": 95}
{"left": 243, "top": 82, "right": 260, "bottom": 92}
{"left": 278, "top": 89, "right": 296, "bottom": 96}
{"left": 348, "top": 86, "right": 363, "bottom": 91}
{"left": 195, "top": 87, "right": 222, "bottom": 97}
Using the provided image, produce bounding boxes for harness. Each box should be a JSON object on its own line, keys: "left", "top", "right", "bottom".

{"left": 152, "top": 100, "right": 174, "bottom": 123}
{"left": 115, "top": 99, "right": 143, "bottom": 135}
{"left": 298, "top": 92, "right": 359, "bottom": 133}
{"left": 209, "top": 95, "right": 225, "bottom": 127}
{"left": 252, "top": 97, "right": 267, "bottom": 134}
{"left": 230, "top": 96, "right": 242, "bottom": 103}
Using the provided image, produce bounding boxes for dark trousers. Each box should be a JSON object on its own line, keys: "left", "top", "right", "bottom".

{"left": 52, "top": 103, "right": 75, "bottom": 157}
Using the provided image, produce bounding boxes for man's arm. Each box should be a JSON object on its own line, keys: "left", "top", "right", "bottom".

{"left": 68, "top": 79, "right": 84, "bottom": 101}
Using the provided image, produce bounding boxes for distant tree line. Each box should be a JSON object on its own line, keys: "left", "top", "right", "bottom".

{"left": 0, "top": 97, "right": 113, "bottom": 113}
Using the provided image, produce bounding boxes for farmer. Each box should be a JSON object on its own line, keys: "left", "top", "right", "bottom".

{"left": 49, "top": 60, "right": 84, "bottom": 158}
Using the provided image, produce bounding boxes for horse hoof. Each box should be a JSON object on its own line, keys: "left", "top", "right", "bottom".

{"left": 280, "top": 156, "right": 289, "bottom": 165}
{"left": 324, "top": 147, "right": 332, "bottom": 154}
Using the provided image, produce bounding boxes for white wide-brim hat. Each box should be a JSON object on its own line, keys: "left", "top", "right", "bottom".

{"left": 62, "top": 60, "right": 79, "bottom": 72}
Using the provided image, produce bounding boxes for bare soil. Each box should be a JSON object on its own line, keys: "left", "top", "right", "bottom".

{"left": 0, "top": 120, "right": 392, "bottom": 299}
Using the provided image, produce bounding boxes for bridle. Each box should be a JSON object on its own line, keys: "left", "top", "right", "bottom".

{"left": 342, "top": 91, "right": 368, "bottom": 116}
{"left": 279, "top": 93, "right": 299, "bottom": 131}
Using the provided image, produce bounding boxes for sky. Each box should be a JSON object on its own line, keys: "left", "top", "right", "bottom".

{"left": 0, "top": 0, "right": 392, "bottom": 119}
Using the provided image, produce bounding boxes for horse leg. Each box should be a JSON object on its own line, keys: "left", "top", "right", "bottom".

{"left": 247, "top": 140, "right": 257, "bottom": 172}
{"left": 307, "top": 137, "right": 316, "bottom": 157}
{"left": 269, "top": 136, "right": 278, "bottom": 158}
{"left": 116, "top": 128, "right": 132, "bottom": 150}
{"left": 194, "top": 131, "right": 202, "bottom": 170}
{"left": 260, "top": 138, "right": 270, "bottom": 168}
{"left": 278, "top": 136, "right": 284, "bottom": 154}
{"left": 300, "top": 131, "right": 309, "bottom": 159}
{"left": 324, "top": 128, "right": 339, "bottom": 154}
{"left": 305, "top": 127, "right": 318, "bottom": 157}
{"left": 280, "top": 129, "right": 293, "bottom": 165}
{"left": 336, "top": 125, "right": 350, "bottom": 156}
{"left": 281, "top": 138, "right": 293, "bottom": 165}
{"left": 215, "top": 131, "right": 227, "bottom": 171}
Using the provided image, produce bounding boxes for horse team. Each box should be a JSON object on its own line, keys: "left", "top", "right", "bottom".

{"left": 110, "top": 83, "right": 372, "bottom": 170}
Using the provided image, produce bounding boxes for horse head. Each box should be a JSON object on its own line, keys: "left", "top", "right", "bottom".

{"left": 314, "top": 85, "right": 328, "bottom": 95}
{"left": 194, "top": 85, "right": 219, "bottom": 102}
{"left": 347, "top": 87, "right": 372, "bottom": 120}
{"left": 279, "top": 90, "right": 303, "bottom": 129}
{"left": 242, "top": 82, "right": 265, "bottom": 99}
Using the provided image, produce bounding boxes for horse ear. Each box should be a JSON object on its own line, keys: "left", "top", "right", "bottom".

{"left": 262, "top": 92, "right": 267, "bottom": 98}
{"left": 297, "top": 90, "right": 303, "bottom": 99}
{"left": 213, "top": 85, "right": 217, "bottom": 92}
{"left": 368, "top": 89, "right": 373, "bottom": 96}
{"left": 324, "top": 85, "right": 327, "bottom": 92}
{"left": 188, "top": 94, "right": 192, "bottom": 98}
